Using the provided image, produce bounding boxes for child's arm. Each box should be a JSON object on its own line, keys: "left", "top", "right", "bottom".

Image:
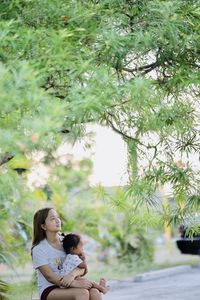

{"left": 78, "top": 252, "right": 88, "bottom": 275}
{"left": 78, "top": 261, "right": 87, "bottom": 269}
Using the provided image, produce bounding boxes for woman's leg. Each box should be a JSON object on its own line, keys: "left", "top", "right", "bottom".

{"left": 47, "top": 287, "right": 90, "bottom": 300}
{"left": 89, "top": 288, "right": 102, "bottom": 300}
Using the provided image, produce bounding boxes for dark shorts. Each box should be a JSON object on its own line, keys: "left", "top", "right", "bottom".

{"left": 41, "top": 285, "right": 59, "bottom": 300}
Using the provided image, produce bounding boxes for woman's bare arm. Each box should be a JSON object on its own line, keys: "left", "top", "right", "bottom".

{"left": 39, "top": 265, "right": 84, "bottom": 287}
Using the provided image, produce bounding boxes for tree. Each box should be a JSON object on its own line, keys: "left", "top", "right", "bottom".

{"left": 0, "top": 0, "right": 200, "bottom": 266}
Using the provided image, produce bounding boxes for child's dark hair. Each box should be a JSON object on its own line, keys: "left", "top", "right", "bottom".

{"left": 62, "top": 233, "right": 81, "bottom": 254}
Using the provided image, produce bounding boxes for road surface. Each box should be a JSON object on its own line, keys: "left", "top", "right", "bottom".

{"left": 103, "top": 266, "right": 200, "bottom": 300}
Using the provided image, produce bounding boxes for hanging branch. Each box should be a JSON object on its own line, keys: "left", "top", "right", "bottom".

{"left": 0, "top": 153, "right": 14, "bottom": 167}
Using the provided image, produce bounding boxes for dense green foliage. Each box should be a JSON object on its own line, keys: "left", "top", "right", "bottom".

{"left": 0, "top": 0, "right": 200, "bottom": 276}
{"left": 0, "top": 279, "right": 9, "bottom": 300}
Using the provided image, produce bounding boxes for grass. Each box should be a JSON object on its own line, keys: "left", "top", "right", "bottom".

{"left": 87, "top": 258, "right": 154, "bottom": 281}
{"left": 6, "top": 281, "right": 38, "bottom": 300}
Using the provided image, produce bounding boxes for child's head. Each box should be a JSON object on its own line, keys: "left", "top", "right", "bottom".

{"left": 62, "top": 233, "right": 84, "bottom": 255}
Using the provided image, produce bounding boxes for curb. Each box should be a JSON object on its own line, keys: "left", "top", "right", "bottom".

{"left": 107, "top": 265, "right": 192, "bottom": 290}
{"left": 133, "top": 265, "right": 192, "bottom": 282}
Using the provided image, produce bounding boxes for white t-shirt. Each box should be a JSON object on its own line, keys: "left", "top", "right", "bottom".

{"left": 61, "top": 254, "right": 83, "bottom": 275}
{"left": 32, "top": 239, "right": 66, "bottom": 297}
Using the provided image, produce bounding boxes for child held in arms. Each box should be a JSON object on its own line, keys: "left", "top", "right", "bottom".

{"left": 61, "top": 233, "right": 109, "bottom": 294}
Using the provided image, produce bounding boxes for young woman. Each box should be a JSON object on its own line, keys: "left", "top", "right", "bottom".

{"left": 32, "top": 207, "right": 104, "bottom": 300}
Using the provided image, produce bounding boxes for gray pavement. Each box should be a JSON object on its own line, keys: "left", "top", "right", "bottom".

{"left": 103, "top": 266, "right": 200, "bottom": 300}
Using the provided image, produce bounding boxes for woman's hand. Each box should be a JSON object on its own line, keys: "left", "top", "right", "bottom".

{"left": 60, "top": 274, "right": 74, "bottom": 288}
{"left": 70, "top": 279, "right": 93, "bottom": 289}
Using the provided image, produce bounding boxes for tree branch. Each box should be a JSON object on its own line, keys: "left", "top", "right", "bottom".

{"left": 105, "top": 114, "right": 144, "bottom": 146}
{"left": 106, "top": 113, "right": 161, "bottom": 154}
{"left": 0, "top": 153, "right": 14, "bottom": 167}
{"left": 122, "top": 61, "right": 159, "bottom": 74}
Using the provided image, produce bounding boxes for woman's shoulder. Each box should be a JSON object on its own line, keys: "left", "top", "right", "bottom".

{"left": 32, "top": 239, "right": 47, "bottom": 253}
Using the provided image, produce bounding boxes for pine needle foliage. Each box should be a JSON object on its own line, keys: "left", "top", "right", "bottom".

{"left": 0, "top": 0, "right": 200, "bottom": 267}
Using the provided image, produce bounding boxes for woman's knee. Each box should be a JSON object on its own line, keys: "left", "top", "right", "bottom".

{"left": 76, "top": 288, "right": 89, "bottom": 299}
{"left": 89, "top": 288, "right": 101, "bottom": 298}
{"left": 90, "top": 288, "right": 100, "bottom": 293}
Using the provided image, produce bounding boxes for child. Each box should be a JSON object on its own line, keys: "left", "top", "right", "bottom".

{"left": 62, "top": 233, "right": 109, "bottom": 294}
{"left": 32, "top": 208, "right": 96, "bottom": 300}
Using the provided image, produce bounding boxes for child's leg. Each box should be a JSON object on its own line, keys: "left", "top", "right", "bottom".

{"left": 99, "top": 278, "right": 106, "bottom": 288}
{"left": 92, "top": 279, "right": 109, "bottom": 294}
{"left": 91, "top": 282, "right": 105, "bottom": 294}
{"left": 75, "top": 277, "right": 109, "bottom": 294}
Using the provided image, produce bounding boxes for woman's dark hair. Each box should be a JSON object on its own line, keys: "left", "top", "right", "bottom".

{"left": 62, "top": 233, "right": 81, "bottom": 254}
{"left": 31, "top": 207, "right": 53, "bottom": 254}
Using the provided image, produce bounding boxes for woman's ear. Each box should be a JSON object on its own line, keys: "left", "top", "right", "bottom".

{"left": 41, "top": 224, "right": 46, "bottom": 231}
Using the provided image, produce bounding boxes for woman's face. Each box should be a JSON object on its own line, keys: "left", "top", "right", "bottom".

{"left": 42, "top": 209, "right": 61, "bottom": 232}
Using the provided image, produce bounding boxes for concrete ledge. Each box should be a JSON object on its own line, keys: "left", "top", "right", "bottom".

{"left": 134, "top": 265, "right": 192, "bottom": 282}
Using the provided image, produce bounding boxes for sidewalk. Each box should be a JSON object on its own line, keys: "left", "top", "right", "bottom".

{"left": 103, "top": 240, "right": 200, "bottom": 300}
{"left": 104, "top": 265, "right": 200, "bottom": 300}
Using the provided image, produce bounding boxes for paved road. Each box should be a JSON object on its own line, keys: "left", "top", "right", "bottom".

{"left": 103, "top": 266, "right": 200, "bottom": 300}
